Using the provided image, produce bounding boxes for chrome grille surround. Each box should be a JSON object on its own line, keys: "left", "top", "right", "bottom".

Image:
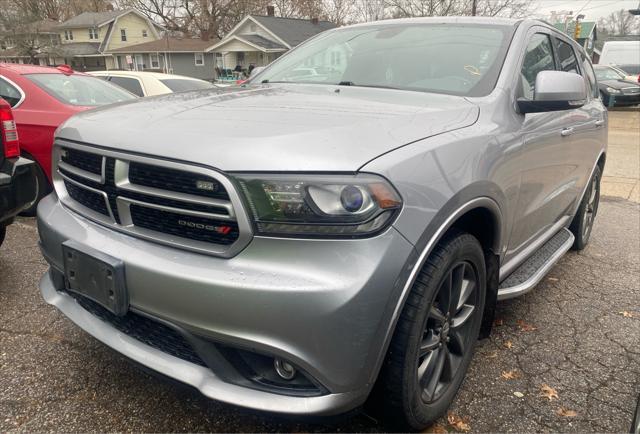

{"left": 52, "top": 139, "right": 253, "bottom": 257}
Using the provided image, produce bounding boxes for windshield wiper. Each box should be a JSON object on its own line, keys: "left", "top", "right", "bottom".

{"left": 338, "top": 81, "right": 354, "bottom": 86}
{"left": 336, "top": 81, "right": 402, "bottom": 91}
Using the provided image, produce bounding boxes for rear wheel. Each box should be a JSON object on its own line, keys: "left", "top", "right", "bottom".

{"left": 378, "top": 231, "right": 486, "bottom": 431}
{"left": 20, "top": 161, "right": 50, "bottom": 217}
{"left": 570, "top": 165, "right": 601, "bottom": 250}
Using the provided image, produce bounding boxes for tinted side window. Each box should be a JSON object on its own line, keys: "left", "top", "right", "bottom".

{"left": 0, "top": 77, "right": 22, "bottom": 107}
{"left": 520, "top": 33, "right": 556, "bottom": 100}
{"left": 580, "top": 54, "right": 599, "bottom": 98}
{"left": 554, "top": 39, "right": 579, "bottom": 73}
{"left": 109, "top": 76, "right": 143, "bottom": 97}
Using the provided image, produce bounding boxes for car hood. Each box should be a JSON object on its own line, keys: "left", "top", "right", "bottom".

{"left": 56, "top": 84, "right": 479, "bottom": 171}
{"left": 599, "top": 79, "right": 640, "bottom": 89}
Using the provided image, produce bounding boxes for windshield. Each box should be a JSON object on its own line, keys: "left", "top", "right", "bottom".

{"left": 595, "top": 66, "right": 625, "bottom": 81}
{"left": 160, "top": 78, "right": 215, "bottom": 92}
{"left": 255, "top": 23, "right": 514, "bottom": 97}
{"left": 27, "top": 73, "right": 136, "bottom": 106}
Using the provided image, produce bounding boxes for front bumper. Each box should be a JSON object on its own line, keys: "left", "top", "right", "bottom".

{"left": 0, "top": 157, "right": 37, "bottom": 225}
{"left": 37, "top": 194, "right": 416, "bottom": 415}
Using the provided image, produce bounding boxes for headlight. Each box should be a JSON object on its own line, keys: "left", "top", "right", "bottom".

{"left": 606, "top": 87, "right": 621, "bottom": 94}
{"left": 234, "top": 173, "right": 402, "bottom": 237}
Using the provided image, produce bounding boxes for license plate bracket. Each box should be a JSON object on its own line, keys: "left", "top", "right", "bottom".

{"left": 62, "top": 240, "right": 128, "bottom": 316}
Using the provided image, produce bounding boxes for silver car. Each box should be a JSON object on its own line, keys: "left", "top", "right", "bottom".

{"left": 37, "top": 17, "right": 606, "bottom": 430}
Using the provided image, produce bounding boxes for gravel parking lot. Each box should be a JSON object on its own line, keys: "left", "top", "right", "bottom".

{"left": 1, "top": 113, "right": 639, "bottom": 433}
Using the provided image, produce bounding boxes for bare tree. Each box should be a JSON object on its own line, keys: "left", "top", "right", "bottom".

{"left": 354, "top": 0, "right": 387, "bottom": 22}
{"left": 320, "top": 0, "right": 356, "bottom": 25}
{"left": 387, "top": 0, "right": 532, "bottom": 19}
{"left": 598, "top": 9, "right": 640, "bottom": 36}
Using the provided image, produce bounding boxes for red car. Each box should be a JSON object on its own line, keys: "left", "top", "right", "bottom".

{"left": 0, "top": 63, "right": 136, "bottom": 214}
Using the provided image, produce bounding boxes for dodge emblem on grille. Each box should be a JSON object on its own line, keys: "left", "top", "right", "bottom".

{"left": 196, "top": 180, "right": 217, "bottom": 191}
{"left": 178, "top": 219, "right": 231, "bottom": 234}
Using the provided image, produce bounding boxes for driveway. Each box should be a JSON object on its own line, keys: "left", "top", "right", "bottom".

{"left": 1, "top": 114, "right": 638, "bottom": 433}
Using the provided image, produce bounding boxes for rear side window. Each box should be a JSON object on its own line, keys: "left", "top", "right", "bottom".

{"left": 520, "top": 33, "right": 556, "bottom": 100}
{"left": 109, "top": 76, "right": 144, "bottom": 97}
{"left": 0, "top": 77, "right": 22, "bottom": 107}
{"left": 554, "top": 39, "right": 579, "bottom": 73}
{"left": 26, "top": 73, "right": 136, "bottom": 106}
{"left": 159, "top": 78, "right": 214, "bottom": 93}
{"left": 580, "top": 54, "right": 599, "bottom": 98}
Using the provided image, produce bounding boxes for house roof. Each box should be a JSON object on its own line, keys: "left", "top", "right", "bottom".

{"left": 239, "top": 34, "right": 287, "bottom": 50}
{"left": 552, "top": 21, "right": 596, "bottom": 40}
{"left": 249, "top": 15, "right": 335, "bottom": 47}
{"left": 107, "top": 37, "right": 216, "bottom": 53}
{"left": 57, "top": 9, "right": 132, "bottom": 29}
{"left": 52, "top": 42, "right": 102, "bottom": 57}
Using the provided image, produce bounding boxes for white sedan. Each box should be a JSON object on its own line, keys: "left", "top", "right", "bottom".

{"left": 88, "top": 71, "right": 218, "bottom": 97}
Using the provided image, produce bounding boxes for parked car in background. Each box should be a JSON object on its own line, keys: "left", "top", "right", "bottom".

{"left": 594, "top": 65, "right": 640, "bottom": 107}
{"left": 0, "top": 98, "right": 37, "bottom": 247}
{"left": 38, "top": 18, "right": 606, "bottom": 430}
{"left": 606, "top": 64, "right": 640, "bottom": 84}
{"left": 89, "top": 71, "right": 217, "bottom": 97}
{"left": 0, "top": 63, "right": 136, "bottom": 214}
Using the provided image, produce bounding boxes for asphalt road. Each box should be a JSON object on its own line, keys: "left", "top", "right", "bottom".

{"left": 1, "top": 195, "right": 638, "bottom": 433}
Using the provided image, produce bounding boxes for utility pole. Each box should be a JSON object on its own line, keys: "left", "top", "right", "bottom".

{"left": 472, "top": 0, "right": 477, "bottom": 16}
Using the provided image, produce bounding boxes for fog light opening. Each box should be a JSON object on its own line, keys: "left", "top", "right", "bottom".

{"left": 274, "top": 358, "right": 296, "bottom": 380}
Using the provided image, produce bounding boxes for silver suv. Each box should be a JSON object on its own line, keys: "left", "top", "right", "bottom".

{"left": 38, "top": 17, "right": 606, "bottom": 430}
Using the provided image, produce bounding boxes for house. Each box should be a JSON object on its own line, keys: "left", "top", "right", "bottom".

{"left": 107, "top": 37, "right": 218, "bottom": 80}
{"left": 0, "top": 19, "right": 61, "bottom": 64}
{"left": 206, "top": 8, "right": 335, "bottom": 73}
{"left": 553, "top": 21, "right": 598, "bottom": 58}
{"left": 52, "top": 9, "right": 163, "bottom": 70}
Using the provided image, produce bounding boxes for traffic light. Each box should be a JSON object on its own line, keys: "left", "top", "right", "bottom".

{"left": 574, "top": 21, "right": 582, "bottom": 39}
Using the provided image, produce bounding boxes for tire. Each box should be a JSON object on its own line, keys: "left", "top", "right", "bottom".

{"left": 20, "top": 161, "right": 50, "bottom": 217}
{"left": 377, "top": 231, "right": 486, "bottom": 431}
{"left": 570, "top": 165, "right": 601, "bottom": 251}
{"left": 0, "top": 225, "right": 5, "bottom": 248}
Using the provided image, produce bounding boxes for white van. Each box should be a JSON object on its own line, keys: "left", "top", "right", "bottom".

{"left": 600, "top": 41, "right": 640, "bottom": 75}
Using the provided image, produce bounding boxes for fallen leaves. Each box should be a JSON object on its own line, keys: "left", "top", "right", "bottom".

{"left": 548, "top": 277, "right": 559, "bottom": 282}
{"left": 540, "top": 384, "right": 559, "bottom": 401}
{"left": 504, "top": 340, "right": 514, "bottom": 349}
{"left": 556, "top": 407, "right": 578, "bottom": 417}
{"left": 423, "top": 424, "right": 448, "bottom": 433}
{"left": 513, "top": 391, "right": 525, "bottom": 398}
{"left": 500, "top": 369, "right": 521, "bottom": 380}
{"left": 487, "top": 350, "right": 499, "bottom": 359}
{"left": 493, "top": 318, "right": 504, "bottom": 326}
{"left": 619, "top": 311, "right": 634, "bottom": 318}
{"left": 517, "top": 320, "right": 537, "bottom": 332}
{"left": 447, "top": 413, "right": 471, "bottom": 432}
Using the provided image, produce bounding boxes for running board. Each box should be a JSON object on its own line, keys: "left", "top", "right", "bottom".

{"left": 498, "top": 228, "right": 574, "bottom": 301}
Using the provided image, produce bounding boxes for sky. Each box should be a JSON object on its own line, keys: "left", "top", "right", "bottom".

{"left": 532, "top": 0, "right": 640, "bottom": 21}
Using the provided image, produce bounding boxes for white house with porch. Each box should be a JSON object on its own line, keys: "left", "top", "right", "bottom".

{"left": 206, "top": 10, "right": 335, "bottom": 76}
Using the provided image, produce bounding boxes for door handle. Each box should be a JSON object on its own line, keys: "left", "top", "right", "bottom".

{"left": 561, "top": 127, "right": 574, "bottom": 137}
{"left": 595, "top": 120, "right": 605, "bottom": 127}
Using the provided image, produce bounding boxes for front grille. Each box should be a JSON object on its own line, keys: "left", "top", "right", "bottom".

{"left": 131, "top": 205, "right": 239, "bottom": 245}
{"left": 64, "top": 180, "right": 109, "bottom": 216}
{"left": 622, "top": 87, "right": 640, "bottom": 95}
{"left": 55, "top": 144, "right": 248, "bottom": 256}
{"left": 70, "top": 292, "right": 207, "bottom": 367}
{"left": 61, "top": 148, "right": 102, "bottom": 174}
{"left": 129, "top": 162, "right": 229, "bottom": 200}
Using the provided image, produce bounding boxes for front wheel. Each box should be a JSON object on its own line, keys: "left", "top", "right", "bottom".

{"left": 377, "top": 231, "right": 486, "bottom": 431}
{"left": 570, "top": 165, "right": 601, "bottom": 250}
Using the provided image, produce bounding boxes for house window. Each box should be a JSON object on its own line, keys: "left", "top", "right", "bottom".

{"left": 64, "top": 30, "right": 73, "bottom": 41}
{"left": 88, "top": 28, "right": 98, "bottom": 40}
{"left": 237, "top": 52, "right": 245, "bottom": 64}
{"left": 142, "top": 29, "right": 148, "bottom": 38}
{"left": 194, "top": 52, "right": 204, "bottom": 66}
{"left": 149, "top": 53, "right": 159, "bottom": 68}
{"left": 120, "top": 29, "right": 127, "bottom": 42}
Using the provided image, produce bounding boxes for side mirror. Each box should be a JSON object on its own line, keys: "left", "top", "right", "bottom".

{"left": 518, "top": 70, "right": 587, "bottom": 114}
{"left": 250, "top": 66, "right": 266, "bottom": 77}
